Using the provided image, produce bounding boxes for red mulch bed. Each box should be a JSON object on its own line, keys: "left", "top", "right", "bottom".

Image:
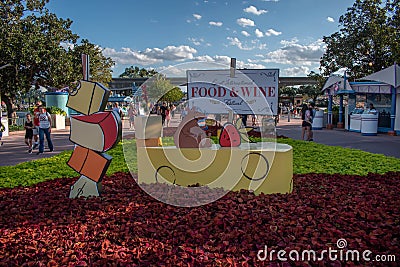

{"left": 0, "top": 172, "right": 399, "bottom": 266}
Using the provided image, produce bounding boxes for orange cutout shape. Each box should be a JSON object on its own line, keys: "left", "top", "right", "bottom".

{"left": 68, "top": 145, "right": 112, "bottom": 182}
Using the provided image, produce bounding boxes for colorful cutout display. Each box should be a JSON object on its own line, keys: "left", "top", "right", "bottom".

{"left": 135, "top": 115, "right": 163, "bottom": 140}
{"left": 137, "top": 143, "right": 293, "bottom": 195}
{"left": 67, "top": 80, "right": 110, "bottom": 115}
{"left": 66, "top": 62, "right": 120, "bottom": 198}
{"left": 235, "top": 118, "right": 254, "bottom": 143}
{"left": 67, "top": 145, "right": 112, "bottom": 182}
{"left": 70, "top": 111, "right": 121, "bottom": 152}
{"left": 219, "top": 122, "right": 241, "bottom": 147}
{"left": 173, "top": 108, "right": 211, "bottom": 148}
{"left": 69, "top": 175, "right": 101, "bottom": 198}
{"left": 135, "top": 108, "right": 293, "bottom": 196}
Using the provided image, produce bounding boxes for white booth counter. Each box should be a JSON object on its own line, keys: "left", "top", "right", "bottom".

{"left": 349, "top": 114, "right": 362, "bottom": 132}
{"left": 361, "top": 113, "right": 378, "bottom": 136}
{"left": 312, "top": 110, "right": 324, "bottom": 130}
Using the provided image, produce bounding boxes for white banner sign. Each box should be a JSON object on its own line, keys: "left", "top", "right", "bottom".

{"left": 187, "top": 69, "right": 279, "bottom": 115}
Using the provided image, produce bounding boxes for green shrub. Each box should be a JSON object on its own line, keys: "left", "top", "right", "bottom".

{"left": 8, "top": 125, "right": 25, "bottom": 132}
{"left": 47, "top": 106, "right": 67, "bottom": 116}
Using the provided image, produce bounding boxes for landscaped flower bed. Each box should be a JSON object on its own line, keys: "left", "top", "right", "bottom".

{"left": 0, "top": 171, "right": 399, "bottom": 266}
{"left": 1, "top": 132, "right": 399, "bottom": 266}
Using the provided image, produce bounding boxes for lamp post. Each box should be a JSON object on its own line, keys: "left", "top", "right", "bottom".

{"left": 337, "top": 71, "right": 347, "bottom": 129}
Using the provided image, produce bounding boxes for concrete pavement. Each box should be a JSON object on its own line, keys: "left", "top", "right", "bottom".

{"left": 276, "top": 115, "right": 400, "bottom": 158}
{"left": 0, "top": 116, "right": 399, "bottom": 167}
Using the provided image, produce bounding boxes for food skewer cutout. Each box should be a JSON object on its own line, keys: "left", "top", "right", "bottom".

{"left": 67, "top": 54, "right": 121, "bottom": 198}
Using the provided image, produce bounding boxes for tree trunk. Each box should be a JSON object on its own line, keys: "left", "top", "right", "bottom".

{"left": 2, "top": 94, "right": 16, "bottom": 125}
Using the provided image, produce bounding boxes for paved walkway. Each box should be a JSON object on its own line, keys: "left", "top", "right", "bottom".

{"left": 276, "top": 115, "right": 400, "bottom": 158}
{"left": 1, "top": 115, "right": 399, "bottom": 167}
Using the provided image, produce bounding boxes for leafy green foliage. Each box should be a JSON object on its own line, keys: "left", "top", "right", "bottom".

{"left": 47, "top": 106, "right": 66, "bottom": 116}
{"left": 69, "top": 39, "right": 114, "bottom": 87}
{"left": 146, "top": 74, "right": 175, "bottom": 103}
{"left": 160, "top": 87, "right": 184, "bottom": 103}
{"left": 119, "top": 66, "right": 157, "bottom": 78}
{"left": 0, "top": 1, "right": 114, "bottom": 122}
{"left": 320, "top": 0, "right": 400, "bottom": 77}
{"left": 1, "top": 137, "right": 400, "bottom": 189}
{"left": 8, "top": 124, "right": 25, "bottom": 132}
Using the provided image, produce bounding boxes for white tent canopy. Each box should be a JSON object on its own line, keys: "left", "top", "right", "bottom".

{"left": 321, "top": 75, "right": 352, "bottom": 92}
{"left": 359, "top": 63, "right": 400, "bottom": 88}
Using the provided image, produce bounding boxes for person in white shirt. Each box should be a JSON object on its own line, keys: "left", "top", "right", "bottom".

{"left": 37, "top": 106, "right": 54, "bottom": 155}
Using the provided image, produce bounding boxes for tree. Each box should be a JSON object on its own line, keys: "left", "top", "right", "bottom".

{"left": 298, "top": 71, "right": 326, "bottom": 103}
{"left": 69, "top": 39, "right": 114, "bottom": 86}
{"left": 0, "top": 0, "right": 114, "bottom": 122}
{"left": 160, "top": 87, "right": 184, "bottom": 103}
{"left": 145, "top": 74, "right": 174, "bottom": 103}
{"left": 298, "top": 85, "right": 322, "bottom": 104}
{"left": 320, "top": 0, "right": 399, "bottom": 78}
{"left": 119, "top": 66, "right": 157, "bottom": 78}
{"left": 279, "top": 86, "right": 299, "bottom": 99}
{"left": 0, "top": 1, "right": 78, "bottom": 121}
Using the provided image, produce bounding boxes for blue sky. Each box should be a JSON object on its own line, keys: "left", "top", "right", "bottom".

{"left": 47, "top": 0, "right": 354, "bottom": 77}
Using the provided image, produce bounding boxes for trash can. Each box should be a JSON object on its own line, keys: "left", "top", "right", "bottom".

{"left": 312, "top": 110, "right": 323, "bottom": 130}
{"left": 349, "top": 114, "right": 362, "bottom": 132}
{"left": 45, "top": 92, "right": 69, "bottom": 116}
{"left": 361, "top": 114, "right": 378, "bottom": 136}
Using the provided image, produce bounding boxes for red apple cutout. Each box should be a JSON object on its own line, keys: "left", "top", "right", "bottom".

{"left": 219, "top": 123, "right": 241, "bottom": 147}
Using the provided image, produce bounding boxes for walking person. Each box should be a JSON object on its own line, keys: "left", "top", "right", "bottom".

{"left": 36, "top": 106, "right": 54, "bottom": 155}
{"left": 112, "top": 103, "right": 123, "bottom": 118}
{"left": 32, "top": 101, "right": 45, "bottom": 150}
{"left": 160, "top": 102, "right": 167, "bottom": 126}
{"left": 307, "top": 103, "right": 315, "bottom": 141}
{"left": 24, "top": 113, "right": 34, "bottom": 153}
{"left": 0, "top": 120, "right": 5, "bottom": 146}
{"left": 127, "top": 104, "right": 137, "bottom": 130}
{"left": 170, "top": 104, "right": 176, "bottom": 118}
{"left": 301, "top": 104, "right": 312, "bottom": 141}
{"left": 165, "top": 105, "right": 171, "bottom": 127}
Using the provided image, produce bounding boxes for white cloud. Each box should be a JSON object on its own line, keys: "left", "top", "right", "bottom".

{"left": 103, "top": 45, "right": 198, "bottom": 66}
{"left": 144, "top": 46, "right": 197, "bottom": 61}
{"left": 188, "top": 37, "right": 211, "bottom": 47}
{"left": 226, "top": 37, "right": 266, "bottom": 50}
{"left": 244, "top": 5, "right": 267, "bottom": 15}
{"left": 192, "top": 55, "right": 265, "bottom": 69}
{"left": 209, "top": 21, "right": 223, "bottom": 27}
{"left": 261, "top": 39, "right": 325, "bottom": 66}
{"left": 103, "top": 47, "right": 161, "bottom": 66}
{"left": 188, "top": 37, "right": 202, "bottom": 46}
{"left": 283, "top": 66, "right": 311, "bottom": 76}
{"left": 255, "top": 29, "right": 264, "bottom": 38}
{"left": 194, "top": 55, "right": 231, "bottom": 65}
{"left": 193, "top": 14, "right": 202, "bottom": 20}
{"left": 226, "top": 37, "right": 254, "bottom": 50}
{"left": 260, "top": 0, "right": 279, "bottom": 2}
{"left": 327, "top": 17, "right": 335, "bottom": 23}
{"left": 60, "top": 42, "right": 74, "bottom": 50}
{"left": 242, "top": 62, "right": 266, "bottom": 69}
{"left": 241, "top": 30, "right": 250, "bottom": 37}
{"left": 237, "top": 17, "right": 255, "bottom": 27}
{"left": 265, "top": 28, "right": 282, "bottom": 36}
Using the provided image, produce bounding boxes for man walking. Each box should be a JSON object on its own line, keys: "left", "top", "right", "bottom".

{"left": 36, "top": 106, "right": 54, "bottom": 154}
{"left": 32, "top": 101, "right": 44, "bottom": 150}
